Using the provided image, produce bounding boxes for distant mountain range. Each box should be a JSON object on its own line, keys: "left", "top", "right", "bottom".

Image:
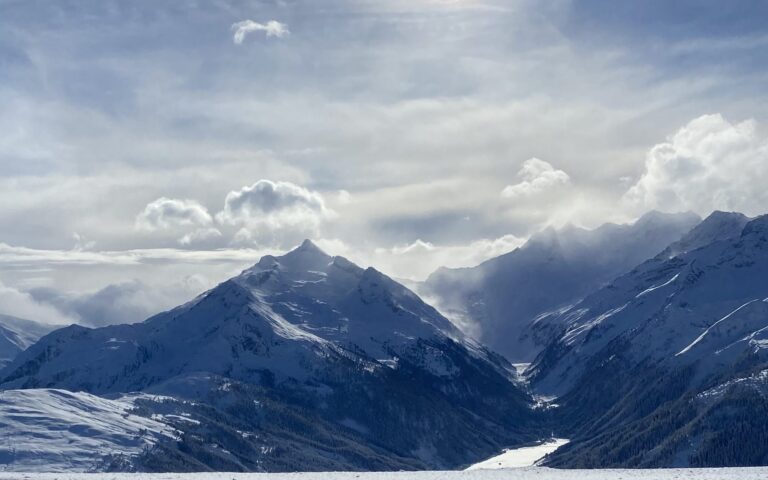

{"left": 422, "top": 211, "right": 701, "bottom": 361}
{"left": 2, "top": 211, "right": 768, "bottom": 471}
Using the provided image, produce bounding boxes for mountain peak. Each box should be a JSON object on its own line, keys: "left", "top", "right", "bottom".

{"left": 661, "top": 210, "right": 750, "bottom": 258}
{"left": 295, "top": 239, "right": 326, "bottom": 255}
{"left": 277, "top": 239, "right": 331, "bottom": 264}
{"left": 634, "top": 209, "right": 700, "bottom": 228}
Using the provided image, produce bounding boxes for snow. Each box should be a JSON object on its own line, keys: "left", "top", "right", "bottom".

{"left": 1, "top": 468, "right": 768, "bottom": 479}
{"left": 0, "top": 389, "right": 177, "bottom": 472}
{"left": 676, "top": 299, "right": 761, "bottom": 356}
{"left": 465, "top": 439, "right": 569, "bottom": 470}
{"left": 635, "top": 273, "right": 679, "bottom": 298}
{"left": 531, "top": 213, "right": 768, "bottom": 395}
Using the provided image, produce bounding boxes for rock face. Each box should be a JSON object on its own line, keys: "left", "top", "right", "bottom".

{"left": 530, "top": 212, "right": 768, "bottom": 467}
{"left": 0, "top": 240, "right": 537, "bottom": 472}
{"left": 422, "top": 211, "right": 701, "bottom": 362}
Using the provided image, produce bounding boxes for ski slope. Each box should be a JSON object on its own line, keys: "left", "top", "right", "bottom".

{"left": 1, "top": 468, "right": 767, "bottom": 479}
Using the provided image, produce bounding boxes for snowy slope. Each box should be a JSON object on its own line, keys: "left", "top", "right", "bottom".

{"left": 528, "top": 212, "right": 768, "bottom": 467}
{"left": 1, "top": 467, "right": 768, "bottom": 479}
{"left": 0, "top": 315, "right": 56, "bottom": 369}
{"left": 422, "top": 211, "right": 700, "bottom": 361}
{"left": 465, "top": 439, "right": 569, "bottom": 470}
{"left": 0, "top": 241, "right": 535, "bottom": 471}
{"left": 532, "top": 212, "right": 768, "bottom": 395}
{"left": 0, "top": 389, "right": 176, "bottom": 472}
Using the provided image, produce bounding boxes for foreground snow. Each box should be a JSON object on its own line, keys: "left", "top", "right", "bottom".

{"left": 0, "top": 389, "right": 176, "bottom": 472}
{"left": 466, "top": 439, "right": 569, "bottom": 470}
{"left": 1, "top": 468, "right": 768, "bottom": 479}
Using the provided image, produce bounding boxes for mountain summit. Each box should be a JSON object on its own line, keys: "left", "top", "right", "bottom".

{"left": 0, "top": 241, "right": 536, "bottom": 471}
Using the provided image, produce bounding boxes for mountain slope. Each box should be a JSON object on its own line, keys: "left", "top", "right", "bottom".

{"left": 0, "top": 389, "right": 177, "bottom": 472}
{"left": 422, "top": 211, "right": 701, "bottom": 361}
{"left": 529, "top": 212, "right": 768, "bottom": 467}
{"left": 0, "top": 241, "right": 537, "bottom": 472}
{"left": 0, "top": 314, "right": 57, "bottom": 369}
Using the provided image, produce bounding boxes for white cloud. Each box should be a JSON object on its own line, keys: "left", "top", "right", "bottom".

{"left": 0, "top": 281, "right": 76, "bottom": 325}
{"left": 624, "top": 114, "right": 768, "bottom": 216}
{"left": 72, "top": 232, "right": 96, "bottom": 252}
{"left": 29, "top": 276, "right": 210, "bottom": 327}
{"left": 178, "top": 227, "right": 223, "bottom": 246}
{"left": 316, "top": 234, "right": 525, "bottom": 281}
{"left": 136, "top": 197, "right": 220, "bottom": 246}
{"left": 137, "top": 197, "right": 213, "bottom": 230}
{"left": 231, "top": 20, "right": 289, "bottom": 44}
{"left": 217, "top": 179, "right": 332, "bottom": 246}
{"left": 0, "top": 242, "right": 274, "bottom": 267}
{"left": 501, "top": 158, "right": 571, "bottom": 199}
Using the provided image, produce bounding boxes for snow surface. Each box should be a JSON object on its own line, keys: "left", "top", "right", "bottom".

{"left": 1, "top": 468, "right": 768, "bottom": 479}
{"left": 465, "top": 439, "right": 569, "bottom": 470}
{"left": 0, "top": 389, "right": 177, "bottom": 472}
{"left": 676, "top": 299, "right": 762, "bottom": 356}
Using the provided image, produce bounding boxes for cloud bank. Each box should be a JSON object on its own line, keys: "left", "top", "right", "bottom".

{"left": 625, "top": 114, "right": 768, "bottom": 217}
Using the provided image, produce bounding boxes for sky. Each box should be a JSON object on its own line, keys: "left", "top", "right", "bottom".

{"left": 1, "top": 0, "right": 768, "bottom": 326}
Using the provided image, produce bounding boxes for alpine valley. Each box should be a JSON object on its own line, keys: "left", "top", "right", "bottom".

{"left": 2, "top": 212, "right": 768, "bottom": 472}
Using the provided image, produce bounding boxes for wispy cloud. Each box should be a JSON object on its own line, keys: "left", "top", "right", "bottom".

{"left": 231, "top": 20, "right": 289, "bottom": 44}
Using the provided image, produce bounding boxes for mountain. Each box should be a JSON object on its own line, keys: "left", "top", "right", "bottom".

{"left": 0, "top": 240, "right": 537, "bottom": 472}
{"left": 528, "top": 212, "right": 768, "bottom": 467}
{"left": 0, "top": 314, "right": 57, "bottom": 369}
{"left": 422, "top": 211, "right": 701, "bottom": 362}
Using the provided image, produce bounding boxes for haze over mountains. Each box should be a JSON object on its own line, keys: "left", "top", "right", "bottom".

{"left": 422, "top": 211, "right": 701, "bottom": 361}
{"left": 2, "top": 210, "right": 768, "bottom": 471}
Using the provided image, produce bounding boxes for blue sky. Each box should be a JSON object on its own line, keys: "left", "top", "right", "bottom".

{"left": 1, "top": 0, "right": 767, "bottom": 325}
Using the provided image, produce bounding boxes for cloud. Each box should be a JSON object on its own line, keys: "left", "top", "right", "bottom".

{"left": 28, "top": 276, "right": 209, "bottom": 327}
{"left": 72, "top": 232, "right": 96, "bottom": 252}
{"left": 624, "top": 114, "right": 768, "bottom": 216}
{"left": 0, "top": 281, "right": 76, "bottom": 325}
{"left": 501, "top": 158, "right": 571, "bottom": 199}
{"left": 136, "top": 197, "right": 220, "bottom": 246}
{"left": 316, "top": 234, "right": 525, "bottom": 281}
{"left": 231, "top": 20, "right": 289, "bottom": 44}
{"left": 137, "top": 197, "right": 213, "bottom": 230}
{"left": 217, "top": 180, "right": 332, "bottom": 246}
{"left": 178, "top": 228, "right": 223, "bottom": 246}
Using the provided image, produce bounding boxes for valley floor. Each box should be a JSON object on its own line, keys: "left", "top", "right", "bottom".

{"left": 2, "top": 468, "right": 768, "bottom": 480}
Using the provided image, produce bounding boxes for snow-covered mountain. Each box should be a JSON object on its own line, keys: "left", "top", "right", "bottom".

{"left": 422, "top": 211, "right": 701, "bottom": 362}
{"left": 0, "top": 240, "right": 536, "bottom": 472}
{"left": 0, "top": 314, "right": 57, "bottom": 369}
{"left": 529, "top": 212, "right": 768, "bottom": 467}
